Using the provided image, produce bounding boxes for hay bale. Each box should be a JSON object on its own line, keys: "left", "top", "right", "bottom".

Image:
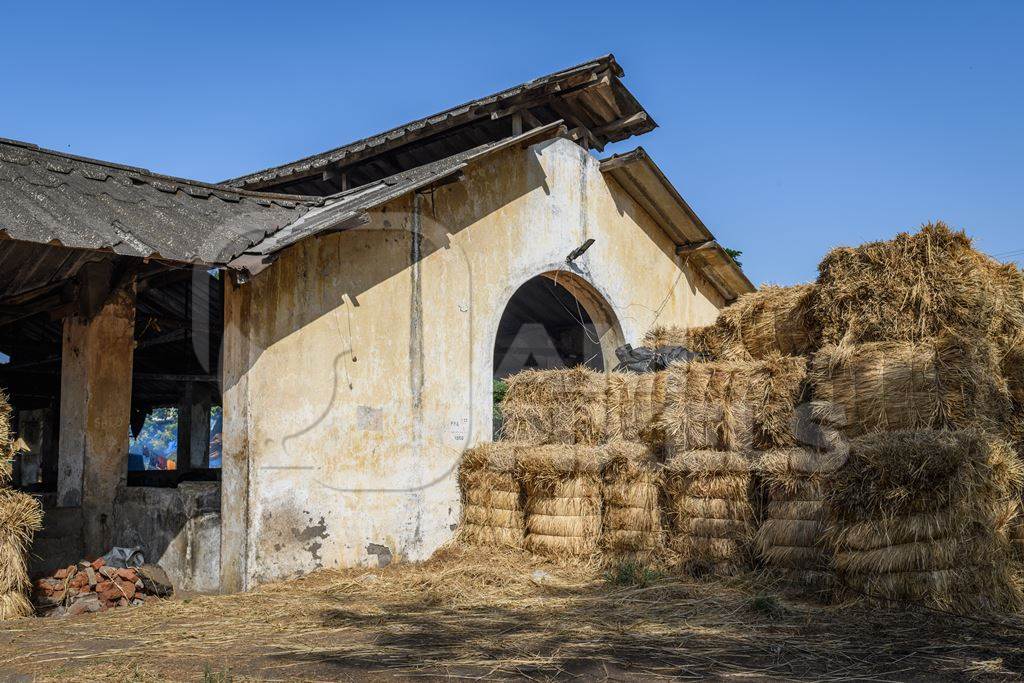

{"left": 601, "top": 441, "right": 663, "bottom": 557}
{"left": 500, "top": 367, "right": 607, "bottom": 445}
{"left": 520, "top": 445, "right": 608, "bottom": 558}
{"left": 605, "top": 372, "right": 665, "bottom": 444}
{"left": 755, "top": 449, "right": 842, "bottom": 594}
{"left": 458, "top": 443, "right": 524, "bottom": 549}
{"left": 642, "top": 324, "right": 725, "bottom": 359}
{"left": 825, "top": 430, "right": 1024, "bottom": 613}
{"left": 813, "top": 222, "right": 1024, "bottom": 346}
{"left": 810, "top": 335, "right": 1012, "bottom": 438}
{"left": 664, "top": 450, "right": 757, "bottom": 573}
{"left": 643, "top": 286, "right": 819, "bottom": 361}
{"left": 0, "top": 488, "right": 42, "bottom": 620}
{"left": 712, "top": 284, "right": 820, "bottom": 360}
{"left": 657, "top": 356, "right": 807, "bottom": 452}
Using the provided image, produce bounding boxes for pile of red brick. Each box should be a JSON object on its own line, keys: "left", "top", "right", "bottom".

{"left": 32, "top": 558, "right": 171, "bottom": 617}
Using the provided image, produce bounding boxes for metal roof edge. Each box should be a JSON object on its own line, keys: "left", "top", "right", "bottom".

{"left": 222, "top": 54, "right": 640, "bottom": 188}
{"left": 598, "top": 146, "right": 755, "bottom": 299}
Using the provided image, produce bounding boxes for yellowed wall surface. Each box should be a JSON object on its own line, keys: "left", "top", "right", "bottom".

{"left": 222, "top": 138, "right": 726, "bottom": 587}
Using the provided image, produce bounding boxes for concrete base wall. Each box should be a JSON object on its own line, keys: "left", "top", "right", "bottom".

{"left": 223, "top": 138, "right": 728, "bottom": 588}
{"left": 30, "top": 485, "right": 221, "bottom": 594}
{"left": 29, "top": 495, "right": 84, "bottom": 577}
{"left": 111, "top": 483, "right": 222, "bottom": 593}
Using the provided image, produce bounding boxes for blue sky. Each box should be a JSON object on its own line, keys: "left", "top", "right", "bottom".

{"left": 3, "top": 2, "right": 1022, "bottom": 285}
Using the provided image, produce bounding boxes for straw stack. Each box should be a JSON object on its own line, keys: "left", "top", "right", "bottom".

{"left": 601, "top": 441, "right": 663, "bottom": 560}
{"left": 0, "top": 390, "right": 43, "bottom": 621}
{"left": 500, "top": 367, "right": 607, "bottom": 445}
{"left": 520, "top": 445, "right": 608, "bottom": 558}
{"left": 664, "top": 451, "right": 757, "bottom": 574}
{"left": 656, "top": 356, "right": 807, "bottom": 453}
{"left": 814, "top": 222, "right": 1024, "bottom": 347}
{"left": 605, "top": 371, "right": 666, "bottom": 445}
{"left": 810, "top": 335, "right": 1013, "bottom": 438}
{"left": 458, "top": 443, "right": 524, "bottom": 548}
{"left": 826, "top": 430, "right": 1024, "bottom": 613}
{"left": 755, "top": 449, "right": 844, "bottom": 595}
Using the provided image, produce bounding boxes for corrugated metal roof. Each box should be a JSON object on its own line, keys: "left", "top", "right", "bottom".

{"left": 224, "top": 54, "right": 656, "bottom": 191}
{"left": 0, "top": 137, "right": 323, "bottom": 266}
{"left": 230, "top": 122, "right": 566, "bottom": 275}
{"left": 599, "top": 147, "right": 755, "bottom": 300}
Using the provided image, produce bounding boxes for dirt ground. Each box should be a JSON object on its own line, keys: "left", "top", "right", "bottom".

{"left": 2, "top": 547, "right": 1024, "bottom": 682}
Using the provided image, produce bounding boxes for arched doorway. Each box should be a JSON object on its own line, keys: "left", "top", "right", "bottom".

{"left": 492, "top": 271, "right": 623, "bottom": 431}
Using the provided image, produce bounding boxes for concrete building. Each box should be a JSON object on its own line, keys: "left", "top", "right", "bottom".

{"left": 0, "top": 55, "right": 753, "bottom": 592}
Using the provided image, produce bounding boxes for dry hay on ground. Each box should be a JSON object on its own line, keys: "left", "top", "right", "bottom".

{"left": 605, "top": 371, "right": 665, "bottom": 444}
{"left": 500, "top": 367, "right": 607, "bottom": 445}
{"left": 9, "top": 544, "right": 1024, "bottom": 680}
{"left": 664, "top": 450, "right": 756, "bottom": 574}
{"left": 458, "top": 442, "right": 524, "bottom": 548}
{"left": 810, "top": 335, "right": 1013, "bottom": 438}
{"left": 0, "top": 488, "right": 43, "bottom": 620}
{"left": 519, "top": 445, "right": 608, "bottom": 559}
{"left": 601, "top": 441, "right": 663, "bottom": 559}
{"left": 826, "top": 429, "right": 1024, "bottom": 613}
{"left": 755, "top": 449, "right": 844, "bottom": 596}
{"left": 814, "top": 222, "right": 1024, "bottom": 346}
{"left": 656, "top": 355, "right": 807, "bottom": 452}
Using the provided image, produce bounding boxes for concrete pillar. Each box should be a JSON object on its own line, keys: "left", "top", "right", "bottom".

{"left": 220, "top": 278, "right": 250, "bottom": 592}
{"left": 189, "top": 383, "right": 213, "bottom": 469}
{"left": 57, "top": 284, "right": 136, "bottom": 556}
{"left": 176, "top": 382, "right": 212, "bottom": 471}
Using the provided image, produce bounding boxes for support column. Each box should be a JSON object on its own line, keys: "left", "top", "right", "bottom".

{"left": 176, "top": 382, "right": 212, "bottom": 471}
{"left": 57, "top": 283, "right": 135, "bottom": 556}
{"left": 220, "top": 277, "right": 251, "bottom": 592}
{"left": 189, "top": 383, "right": 213, "bottom": 469}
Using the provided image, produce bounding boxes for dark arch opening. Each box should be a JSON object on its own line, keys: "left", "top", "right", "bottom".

{"left": 492, "top": 275, "right": 604, "bottom": 380}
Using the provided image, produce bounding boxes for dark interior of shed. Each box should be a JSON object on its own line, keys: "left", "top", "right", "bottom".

{"left": 0, "top": 240, "right": 224, "bottom": 491}
{"left": 493, "top": 275, "right": 603, "bottom": 380}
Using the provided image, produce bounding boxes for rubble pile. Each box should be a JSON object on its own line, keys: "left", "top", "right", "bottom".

{"left": 32, "top": 559, "right": 172, "bottom": 617}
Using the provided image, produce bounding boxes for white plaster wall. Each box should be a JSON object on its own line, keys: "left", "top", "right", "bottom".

{"left": 222, "top": 138, "right": 727, "bottom": 587}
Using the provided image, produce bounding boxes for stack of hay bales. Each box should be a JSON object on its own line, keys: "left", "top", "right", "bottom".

{"left": 649, "top": 315, "right": 807, "bottom": 574}
{"left": 755, "top": 449, "right": 843, "bottom": 595}
{"left": 458, "top": 442, "right": 524, "bottom": 548}
{"left": 519, "top": 445, "right": 608, "bottom": 559}
{"left": 806, "top": 223, "right": 1024, "bottom": 610}
{"left": 499, "top": 367, "right": 607, "bottom": 445}
{"left": 601, "top": 441, "right": 663, "bottom": 560}
{"left": 0, "top": 392, "right": 43, "bottom": 620}
{"left": 663, "top": 451, "right": 757, "bottom": 573}
{"left": 826, "top": 430, "right": 1023, "bottom": 613}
